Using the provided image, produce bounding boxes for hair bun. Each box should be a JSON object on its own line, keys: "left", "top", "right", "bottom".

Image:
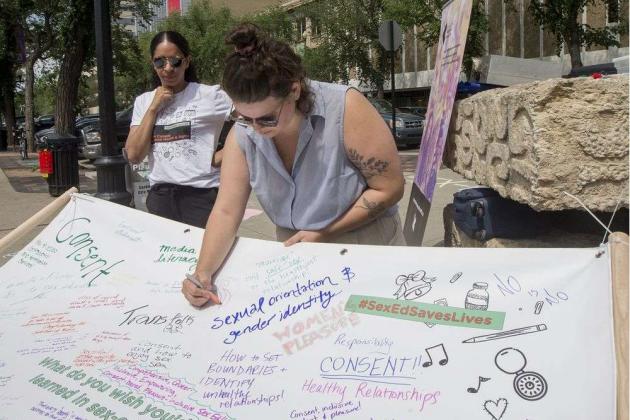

{"left": 226, "top": 23, "right": 264, "bottom": 56}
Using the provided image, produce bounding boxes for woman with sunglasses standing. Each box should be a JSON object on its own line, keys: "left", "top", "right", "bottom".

{"left": 182, "top": 23, "right": 405, "bottom": 306}
{"left": 125, "top": 31, "right": 232, "bottom": 228}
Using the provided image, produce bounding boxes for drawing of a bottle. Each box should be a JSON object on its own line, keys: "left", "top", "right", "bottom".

{"left": 465, "top": 282, "right": 489, "bottom": 310}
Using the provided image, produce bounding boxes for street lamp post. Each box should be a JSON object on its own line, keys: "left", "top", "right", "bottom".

{"left": 93, "top": 0, "right": 131, "bottom": 205}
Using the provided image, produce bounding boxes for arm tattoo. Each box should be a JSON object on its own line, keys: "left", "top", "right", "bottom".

{"left": 347, "top": 148, "right": 390, "bottom": 180}
{"left": 356, "top": 197, "right": 387, "bottom": 219}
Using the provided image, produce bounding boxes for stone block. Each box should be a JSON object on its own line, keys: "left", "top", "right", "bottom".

{"left": 444, "top": 75, "right": 629, "bottom": 212}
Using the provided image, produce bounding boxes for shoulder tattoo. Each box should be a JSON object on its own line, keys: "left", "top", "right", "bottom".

{"left": 347, "top": 148, "right": 390, "bottom": 180}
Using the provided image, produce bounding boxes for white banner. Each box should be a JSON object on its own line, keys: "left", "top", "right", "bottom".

{"left": 0, "top": 195, "right": 615, "bottom": 419}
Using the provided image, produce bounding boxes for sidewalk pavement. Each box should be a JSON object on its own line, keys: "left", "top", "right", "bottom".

{"left": 0, "top": 149, "right": 477, "bottom": 267}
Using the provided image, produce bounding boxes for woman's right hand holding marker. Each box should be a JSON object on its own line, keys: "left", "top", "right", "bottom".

{"left": 181, "top": 271, "right": 221, "bottom": 307}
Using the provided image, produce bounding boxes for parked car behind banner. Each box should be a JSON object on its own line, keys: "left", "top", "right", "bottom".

{"left": 396, "top": 106, "right": 427, "bottom": 117}
{"left": 368, "top": 98, "right": 424, "bottom": 148}
{"left": 35, "top": 115, "right": 100, "bottom": 157}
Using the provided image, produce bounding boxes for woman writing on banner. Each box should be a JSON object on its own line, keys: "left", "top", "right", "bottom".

{"left": 125, "top": 31, "right": 232, "bottom": 228}
{"left": 182, "top": 23, "right": 404, "bottom": 307}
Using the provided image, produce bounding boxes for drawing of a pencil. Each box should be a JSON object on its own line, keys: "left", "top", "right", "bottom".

{"left": 462, "top": 324, "right": 547, "bottom": 343}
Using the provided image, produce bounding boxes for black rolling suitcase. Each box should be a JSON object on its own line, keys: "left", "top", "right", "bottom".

{"left": 452, "top": 187, "right": 549, "bottom": 241}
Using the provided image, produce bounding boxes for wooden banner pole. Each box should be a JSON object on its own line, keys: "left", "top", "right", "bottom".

{"left": 611, "top": 232, "right": 629, "bottom": 420}
{"left": 0, "top": 187, "right": 78, "bottom": 256}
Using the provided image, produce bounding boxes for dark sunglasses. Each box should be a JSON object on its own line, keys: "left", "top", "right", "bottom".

{"left": 229, "top": 100, "right": 286, "bottom": 128}
{"left": 153, "top": 56, "right": 184, "bottom": 69}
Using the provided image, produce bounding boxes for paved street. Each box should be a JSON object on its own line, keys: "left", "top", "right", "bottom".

{"left": 0, "top": 148, "right": 477, "bottom": 266}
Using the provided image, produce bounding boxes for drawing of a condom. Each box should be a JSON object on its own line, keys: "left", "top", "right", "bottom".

{"left": 495, "top": 347, "right": 548, "bottom": 401}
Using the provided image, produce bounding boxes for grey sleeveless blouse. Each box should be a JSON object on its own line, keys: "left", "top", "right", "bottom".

{"left": 236, "top": 80, "right": 393, "bottom": 231}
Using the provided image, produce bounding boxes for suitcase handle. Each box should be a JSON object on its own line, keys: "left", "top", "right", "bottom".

{"left": 474, "top": 229, "right": 487, "bottom": 241}
{"left": 470, "top": 201, "right": 484, "bottom": 217}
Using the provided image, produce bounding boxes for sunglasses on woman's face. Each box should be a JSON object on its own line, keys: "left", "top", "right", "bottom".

{"left": 230, "top": 100, "right": 286, "bottom": 128}
{"left": 153, "top": 56, "right": 184, "bottom": 69}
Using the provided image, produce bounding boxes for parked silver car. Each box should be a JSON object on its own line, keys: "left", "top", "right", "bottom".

{"left": 368, "top": 98, "right": 424, "bottom": 148}
{"left": 35, "top": 115, "right": 100, "bottom": 159}
{"left": 79, "top": 108, "right": 132, "bottom": 160}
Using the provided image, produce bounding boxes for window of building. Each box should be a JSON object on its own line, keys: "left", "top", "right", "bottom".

{"left": 296, "top": 16, "right": 307, "bottom": 41}
{"left": 311, "top": 18, "right": 322, "bottom": 37}
{"left": 607, "top": 0, "right": 620, "bottom": 23}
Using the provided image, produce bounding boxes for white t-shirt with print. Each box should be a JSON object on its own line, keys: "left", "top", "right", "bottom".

{"left": 130, "top": 82, "right": 231, "bottom": 188}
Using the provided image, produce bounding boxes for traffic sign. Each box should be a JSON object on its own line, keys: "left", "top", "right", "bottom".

{"left": 378, "top": 20, "right": 402, "bottom": 51}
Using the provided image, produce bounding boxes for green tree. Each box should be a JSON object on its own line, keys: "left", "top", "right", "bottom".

{"left": 128, "top": 3, "right": 293, "bottom": 94}
{"left": 52, "top": 0, "right": 159, "bottom": 135}
{"left": 158, "top": 3, "right": 236, "bottom": 84}
{"left": 464, "top": 0, "right": 489, "bottom": 77}
{"left": 384, "top": 0, "right": 488, "bottom": 78}
{"left": 302, "top": 43, "right": 340, "bottom": 82}
{"left": 300, "top": 0, "right": 488, "bottom": 92}
{"left": 20, "top": 2, "right": 58, "bottom": 151}
{"left": 157, "top": 3, "right": 294, "bottom": 85}
{"left": 33, "top": 66, "right": 58, "bottom": 115}
{"left": 302, "top": 0, "right": 389, "bottom": 95}
{"left": 0, "top": 0, "right": 21, "bottom": 146}
{"left": 52, "top": 0, "right": 93, "bottom": 135}
{"left": 246, "top": 5, "right": 295, "bottom": 43}
{"left": 112, "top": 29, "right": 153, "bottom": 109}
{"left": 528, "top": 0, "right": 626, "bottom": 69}
{"left": 109, "top": 3, "right": 162, "bottom": 109}
{"left": 0, "top": 0, "right": 159, "bottom": 149}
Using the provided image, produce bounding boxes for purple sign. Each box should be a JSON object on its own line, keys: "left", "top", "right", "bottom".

{"left": 404, "top": 0, "right": 473, "bottom": 245}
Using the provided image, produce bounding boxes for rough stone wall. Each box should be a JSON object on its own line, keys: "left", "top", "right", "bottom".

{"left": 443, "top": 75, "right": 629, "bottom": 211}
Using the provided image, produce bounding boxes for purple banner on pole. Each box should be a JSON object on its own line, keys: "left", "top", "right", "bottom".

{"left": 404, "top": 0, "right": 473, "bottom": 245}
